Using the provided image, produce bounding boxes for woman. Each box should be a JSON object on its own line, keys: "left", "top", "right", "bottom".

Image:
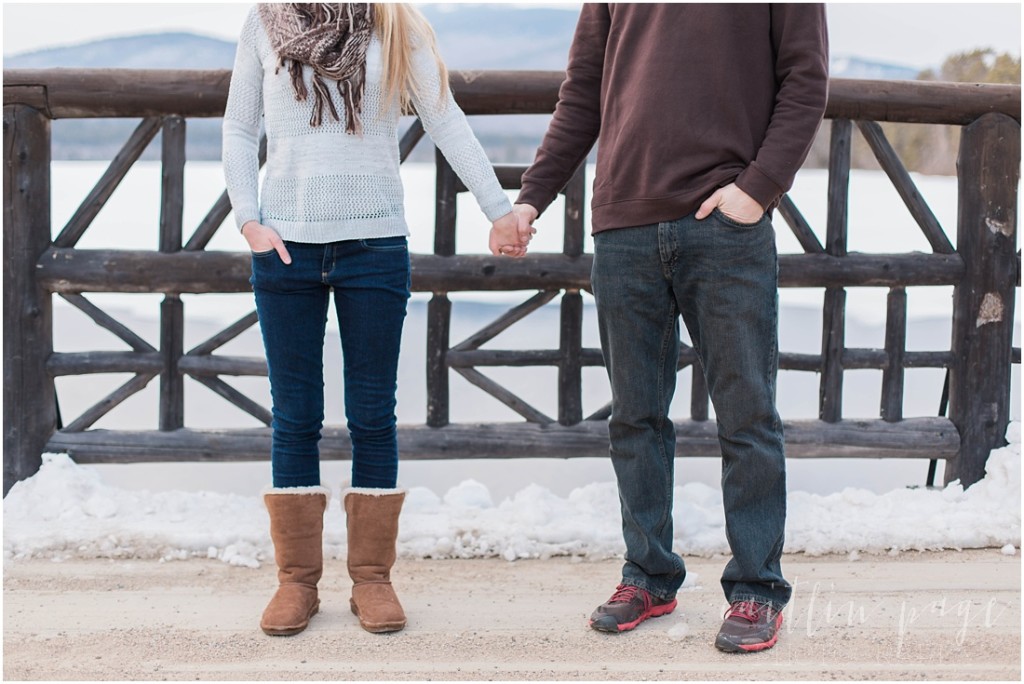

{"left": 223, "top": 3, "right": 528, "bottom": 637}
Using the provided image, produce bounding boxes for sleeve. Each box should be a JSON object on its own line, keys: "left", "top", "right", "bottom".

{"left": 734, "top": 3, "right": 830, "bottom": 210}
{"left": 409, "top": 42, "right": 512, "bottom": 223}
{"left": 222, "top": 7, "right": 265, "bottom": 232}
{"left": 516, "top": 3, "right": 609, "bottom": 217}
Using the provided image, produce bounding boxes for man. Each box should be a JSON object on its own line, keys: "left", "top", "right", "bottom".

{"left": 513, "top": 4, "right": 828, "bottom": 652}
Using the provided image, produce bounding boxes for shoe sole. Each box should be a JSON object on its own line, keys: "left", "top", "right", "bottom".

{"left": 261, "top": 599, "right": 320, "bottom": 636}
{"left": 714, "top": 612, "right": 783, "bottom": 653}
{"left": 589, "top": 598, "right": 678, "bottom": 633}
{"left": 351, "top": 598, "right": 406, "bottom": 633}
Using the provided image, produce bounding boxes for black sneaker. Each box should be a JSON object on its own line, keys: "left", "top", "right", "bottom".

{"left": 589, "top": 583, "right": 677, "bottom": 633}
{"left": 714, "top": 600, "right": 783, "bottom": 652}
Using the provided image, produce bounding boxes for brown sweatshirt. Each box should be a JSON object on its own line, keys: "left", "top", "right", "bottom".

{"left": 517, "top": 3, "right": 829, "bottom": 233}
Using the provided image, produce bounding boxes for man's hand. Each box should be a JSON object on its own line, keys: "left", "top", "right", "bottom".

{"left": 513, "top": 203, "right": 539, "bottom": 241}
{"left": 242, "top": 221, "right": 292, "bottom": 264}
{"left": 695, "top": 183, "right": 765, "bottom": 224}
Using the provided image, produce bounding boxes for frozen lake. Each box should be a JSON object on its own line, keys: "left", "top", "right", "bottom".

{"left": 45, "top": 162, "right": 1021, "bottom": 500}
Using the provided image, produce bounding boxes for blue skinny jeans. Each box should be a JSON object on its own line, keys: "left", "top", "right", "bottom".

{"left": 249, "top": 236, "right": 410, "bottom": 489}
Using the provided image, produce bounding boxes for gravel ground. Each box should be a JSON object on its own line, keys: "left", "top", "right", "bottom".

{"left": 3, "top": 550, "right": 1020, "bottom": 681}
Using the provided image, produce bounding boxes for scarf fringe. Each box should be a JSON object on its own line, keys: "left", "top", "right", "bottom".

{"left": 259, "top": 3, "right": 371, "bottom": 132}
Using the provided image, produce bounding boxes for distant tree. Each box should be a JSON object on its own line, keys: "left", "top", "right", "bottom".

{"left": 919, "top": 48, "right": 1021, "bottom": 85}
{"left": 893, "top": 49, "right": 1021, "bottom": 174}
{"left": 809, "top": 48, "right": 1022, "bottom": 176}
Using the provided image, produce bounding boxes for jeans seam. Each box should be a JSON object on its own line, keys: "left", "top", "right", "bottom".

{"left": 655, "top": 297, "right": 677, "bottom": 558}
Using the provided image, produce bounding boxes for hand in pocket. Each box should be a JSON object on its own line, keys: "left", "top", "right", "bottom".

{"left": 695, "top": 183, "right": 765, "bottom": 224}
{"left": 242, "top": 221, "right": 292, "bottom": 264}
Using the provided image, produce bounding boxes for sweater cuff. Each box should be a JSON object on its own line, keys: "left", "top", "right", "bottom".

{"left": 482, "top": 197, "right": 514, "bottom": 223}
{"left": 234, "top": 209, "right": 260, "bottom": 233}
{"left": 735, "top": 163, "right": 785, "bottom": 211}
{"left": 516, "top": 183, "right": 558, "bottom": 219}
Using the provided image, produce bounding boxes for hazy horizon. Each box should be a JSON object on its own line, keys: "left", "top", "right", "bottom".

{"left": 3, "top": 2, "right": 1021, "bottom": 71}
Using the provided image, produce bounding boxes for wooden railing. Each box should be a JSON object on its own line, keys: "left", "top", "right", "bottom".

{"left": 4, "top": 69, "right": 1020, "bottom": 496}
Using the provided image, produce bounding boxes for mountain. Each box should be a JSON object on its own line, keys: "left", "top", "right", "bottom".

{"left": 4, "top": 31, "right": 237, "bottom": 69}
{"left": 2, "top": 7, "right": 585, "bottom": 161}
{"left": 829, "top": 56, "right": 920, "bottom": 81}
{"left": 4, "top": 8, "right": 925, "bottom": 162}
{"left": 422, "top": 4, "right": 580, "bottom": 70}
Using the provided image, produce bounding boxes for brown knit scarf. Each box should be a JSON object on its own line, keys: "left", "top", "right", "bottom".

{"left": 258, "top": 3, "right": 373, "bottom": 132}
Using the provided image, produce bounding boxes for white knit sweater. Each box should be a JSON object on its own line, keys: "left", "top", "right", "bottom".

{"left": 223, "top": 7, "right": 512, "bottom": 243}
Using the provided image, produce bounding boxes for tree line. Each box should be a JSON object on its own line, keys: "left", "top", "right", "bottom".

{"left": 804, "top": 49, "right": 1021, "bottom": 175}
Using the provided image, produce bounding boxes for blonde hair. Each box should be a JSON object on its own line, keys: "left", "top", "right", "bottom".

{"left": 373, "top": 3, "right": 450, "bottom": 113}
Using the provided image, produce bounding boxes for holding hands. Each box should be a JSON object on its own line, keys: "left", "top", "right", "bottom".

{"left": 489, "top": 204, "right": 538, "bottom": 258}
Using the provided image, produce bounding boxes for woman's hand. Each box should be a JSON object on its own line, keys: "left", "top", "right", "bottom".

{"left": 242, "top": 221, "right": 292, "bottom": 264}
{"left": 489, "top": 210, "right": 534, "bottom": 258}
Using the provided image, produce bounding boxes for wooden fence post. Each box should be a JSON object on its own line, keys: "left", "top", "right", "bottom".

{"left": 427, "top": 148, "right": 457, "bottom": 427}
{"left": 558, "top": 164, "right": 585, "bottom": 426}
{"left": 946, "top": 113, "right": 1020, "bottom": 487}
{"left": 159, "top": 116, "right": 186, "bottom": 431}
{"left": 3, "top": 105, "right": 55, "bottom": 496}
{"left": 819, "top": 118, "right": 851, "bottom": 422}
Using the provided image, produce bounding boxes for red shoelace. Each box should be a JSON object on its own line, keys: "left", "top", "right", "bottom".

{"left": 608, "top": 584, "right": 648, "bottom": 607}
{"left": 725, "top": 600, "right": 767, "bottom": 622}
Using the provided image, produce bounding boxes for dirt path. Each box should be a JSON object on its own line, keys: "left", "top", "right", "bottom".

{"left": 3, "top": 550, "right": 1020, "bottom": 680}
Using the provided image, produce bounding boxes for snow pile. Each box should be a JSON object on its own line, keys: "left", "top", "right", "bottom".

{"left": 788, "top": 422, "right": 1021, "bottom": 555}
{"left": 1, "top": 455, "right": 269, "bottom": 567}
{"left": 4, "top": 423, "right": 1019, "bottom": 566}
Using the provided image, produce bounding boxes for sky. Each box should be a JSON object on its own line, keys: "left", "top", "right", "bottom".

{"left": 2, "top": 2, "right": 1021, "bottom": 70}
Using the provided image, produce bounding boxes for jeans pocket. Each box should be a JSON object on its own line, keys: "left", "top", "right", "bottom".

{"left": 711, "top": 207, "right": 767, "bottom": 229}
{"left": 359, "top": 236, "right": 408, "bottom": 252}
{"left": 250, "top": 248, "right": 276, "bottom": 258}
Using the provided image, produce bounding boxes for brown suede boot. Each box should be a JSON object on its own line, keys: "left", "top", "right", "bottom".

{"left": 343, "top": 487, "right": 407, "bottom": 633}
{"left": 260, "top": 486, "right": 330, "bottom": 636}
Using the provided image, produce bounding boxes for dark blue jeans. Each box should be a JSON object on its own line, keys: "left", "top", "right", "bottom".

{"left": 250, "top": 236, "right": 411, "bottom": 489}
{"left": 591, "top": 210, "right": 790, "bottom": 611}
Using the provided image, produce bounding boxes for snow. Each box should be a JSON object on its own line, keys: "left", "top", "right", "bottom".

{"left": 4, "top": 423, "right": 1020, "bottom": 567}
{"left": 667, "top": 622, "right": 691, "bottom": 641}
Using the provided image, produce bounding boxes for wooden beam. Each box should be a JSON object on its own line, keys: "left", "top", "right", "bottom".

{"left": 3, "top": 70, "right": 1018, "bottom": 124}
{"left": 44, "top": 417, "right": 961, "bottom": 463}
{"left": 825, "top": 79, "right": 1020, "bottom": 125}
{"left": 36, "top": 250, "right": 966, "bottom": 293}
{"left": 189, "top": 376, "right": 271, "bottom": 426}
{"left": 880, "top": 287, "right": 908, "bottom": 421}
{"left": 59, "top": 293, "right": 155, "bottom": 352}
{"left": 426, "top": 294, "right": 451, "bottom": 428}
{"left": 186, "top": 311, "right": 259, "bottom": 356}
{"left": 47, "top": 351, "right": 164, "bottom": 376}
{"left": 452, "top": 367, "right": 555, "bottom": 425}
{"left": 185, "top": 135, "right": 266, "bottom": 251}
{"left": 855, "top": 120, "right": 954, "bottom": 254}
{"left": 53, "top": 117, "right": 161, "bottom": 248}
{"left": 777, "top": 194, "right": 824, "bottom": 254}
{"left": 450, "top": 290, "right": 558, "bottom": 352}
{"left": 62, "top": 373, "right": 157, "bottom": 433}
{"left": 558, "top": 290, "right": 584, "bottom": 425}
{"left": 820, "top": 120, "right": 852, "bottom": 423}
